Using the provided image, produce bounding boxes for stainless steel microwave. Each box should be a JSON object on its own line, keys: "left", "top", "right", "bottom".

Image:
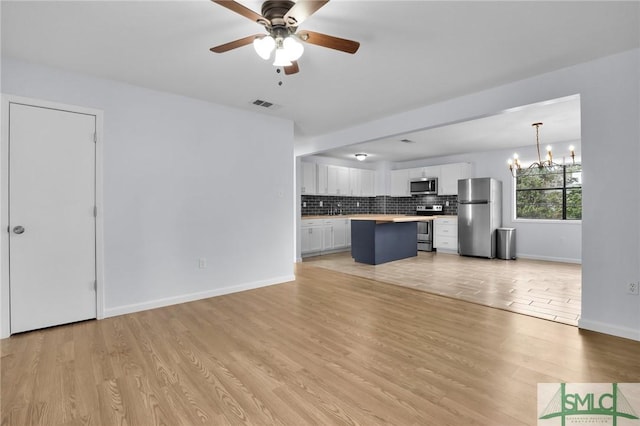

{"left": 410, "top": 177, "right": 438, "bottom": 195}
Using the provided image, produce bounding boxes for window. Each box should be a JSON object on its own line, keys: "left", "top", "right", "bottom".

{"left": 515, "top": 164, "right": 582, "bottom": 220}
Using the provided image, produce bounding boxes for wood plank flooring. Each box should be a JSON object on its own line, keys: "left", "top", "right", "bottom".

{"left": 3, "top": 263, "right": 638, "bottom": 426}
{"left": 304, "top": 251, "right": 581, "bottom": 325}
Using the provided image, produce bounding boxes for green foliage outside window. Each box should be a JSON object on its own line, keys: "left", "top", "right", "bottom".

{"left": 516, "top": 164, "right": 582, "bottom": 220}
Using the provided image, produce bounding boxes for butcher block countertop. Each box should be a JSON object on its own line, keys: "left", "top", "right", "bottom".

{"left": 350, "top": 215, "right": 434, "bottom": 223}
{"left": 302, "top": 214, "right": 457, "bottom": 222}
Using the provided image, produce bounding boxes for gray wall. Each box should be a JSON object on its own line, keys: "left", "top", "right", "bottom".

{"left": 1, "top": 57, "right": 295, "bottom": 335}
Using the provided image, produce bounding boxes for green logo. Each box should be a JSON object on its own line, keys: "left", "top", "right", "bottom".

{"left": 539, "top": 383, "right": 639, "bottom": 425}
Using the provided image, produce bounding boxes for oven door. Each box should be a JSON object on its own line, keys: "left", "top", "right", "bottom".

{"left": 417, "top": 221, "right": 429, "bottom": 240}
{"left": 417, "top": 221, "right": 433, "bottom": 251}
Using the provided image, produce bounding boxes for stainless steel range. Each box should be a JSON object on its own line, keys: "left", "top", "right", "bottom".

{"left": 415, "top": 205, "right": 442, "bottom": 251}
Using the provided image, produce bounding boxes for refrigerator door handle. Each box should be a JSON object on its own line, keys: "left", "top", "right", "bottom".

{"left": 459, "top": 200, "right": 489, "bottom": 205}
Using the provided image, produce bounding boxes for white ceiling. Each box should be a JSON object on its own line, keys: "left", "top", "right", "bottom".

{"left": 2, "top": 1, "right": 638, "bottom": 161}
{"left": 316, "top": 94, "right": 582, "bottom": 163}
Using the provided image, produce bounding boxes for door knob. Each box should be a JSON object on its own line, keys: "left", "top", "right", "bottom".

{"left": 13, "top": 226, "right": 25, "bottom": 234}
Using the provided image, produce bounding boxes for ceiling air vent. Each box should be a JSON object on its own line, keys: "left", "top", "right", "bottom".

{"left": 251, "top": 99, "right": 280, "bottom": 110}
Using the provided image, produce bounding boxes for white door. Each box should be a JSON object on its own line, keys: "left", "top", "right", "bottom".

{"left": 9, "top": 102, "right": 97, "bottom": 333}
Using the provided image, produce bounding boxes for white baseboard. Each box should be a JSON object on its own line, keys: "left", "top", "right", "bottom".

{"left": 516, "top": 253, "right": 582, "bottom": 264}
{"left": 578, "top": 318, "right": 640, "bottom": 342}
{"left": 103, "top": 274, "right": 295, "bottom": 318}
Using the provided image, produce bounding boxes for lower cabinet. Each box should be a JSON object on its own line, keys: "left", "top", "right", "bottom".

{"left": 301, "top": 220, "right": 323, "bottom": 254}
{"left": 301, "top": 218, "right": 351, "bottom": 256}
{"left": 434, "top": 217, "right": 458, "bottom": 254}
{"left": 332, "top": 218, "right": 350, "bottom": 249}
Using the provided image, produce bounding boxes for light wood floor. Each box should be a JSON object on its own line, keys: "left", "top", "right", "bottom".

{"left": 304, "top": 251, "right": 581, "bottom": 326}
{"left": 3, "top": 263, "right": 638, "bottom": 426}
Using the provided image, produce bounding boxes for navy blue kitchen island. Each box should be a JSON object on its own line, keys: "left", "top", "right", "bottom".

{"left": 350, "top": 215, "right": 427, "bottom": 265}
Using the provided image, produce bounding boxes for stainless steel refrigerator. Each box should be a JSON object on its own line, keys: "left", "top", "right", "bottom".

{"left": 458, "top": 178, "right": 502, "bottom": 258}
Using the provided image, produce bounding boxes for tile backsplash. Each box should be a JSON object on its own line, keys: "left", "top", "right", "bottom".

{"left": 301, "top": 195, "right": 373, "bottom": 216}
{"left": 301, "top": 194, "right": 458, "bottom": 216}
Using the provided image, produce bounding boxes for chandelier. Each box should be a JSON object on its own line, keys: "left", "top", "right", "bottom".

{"left": 508, "top": 122, "right": 576, "bottom": 177}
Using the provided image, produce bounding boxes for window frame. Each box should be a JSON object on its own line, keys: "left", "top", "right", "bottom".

{"left": 511, "top": 164, "right": 582, "bottom": 223}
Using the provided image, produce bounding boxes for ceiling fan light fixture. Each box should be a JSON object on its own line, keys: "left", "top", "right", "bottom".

{"left": 273, "top": 47, "right": 293, "bottom": 66}
{"left": 253, "top": 35, "right": 275, "bottom": 60}
{"left": 283, "top": 36, "right": 304, "bottom": 61}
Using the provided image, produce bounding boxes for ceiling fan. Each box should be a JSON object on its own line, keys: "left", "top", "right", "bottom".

{"left": 210, "top": 0, "right": 360, "bottom": 75}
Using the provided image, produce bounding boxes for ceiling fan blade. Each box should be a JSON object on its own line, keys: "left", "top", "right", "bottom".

{"left": 211, "top": 0, "right": 264, "bottom": 24}
{"left": 298, "top": 30, "right": 360, "bottom": 54}
{"left": 284, "top": 61, "right": 300, "bottom": 75}
{"left": 210, "top": 34, "right": 262, "bottom": 53}
{"left": 283, "top": 0, "right": 329, "bottom": 27}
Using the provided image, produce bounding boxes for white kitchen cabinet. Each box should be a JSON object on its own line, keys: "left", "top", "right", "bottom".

{"left": 300, "top": 161, "right": 316, "bottom": 195}
{"left": 348, "top": 168, "right": 375, "bottom": 197}
{"left": 408, "top": 167, "right": 425, "bottom": 179}
{"left": 332, "top": 218, "right": 351, "bottom": 250}
{"left": 390, "top": 169, "right": 410, "bottom": 196}
{"left": 301, "top": 218, "right": 351, "bottom": 256}
{"left": 348, "top": 168, "right": 361, "bottom": 196}
{"left": 327, "top": 165, "right": 350, "bottom": 195}
{"left": 360, "top": 169, "right": 375, "bottom": 196}
{"left": 322, "top": 221, "right": 334, "bottom": 250}
{"left": 332, "top": 218, "right": 349, "bottom": 248}
{"left": 316, "top": 164, "right": 329, "bottom": 195}
{"left": 438, "top": 162, "right": 472, "bottom": 195}
{"left": 434, "top": 217, "right": 458, "bottom": 254}
{"left": 409, "top": 166, "right": 441, "bottom": 180}
{"left": 301, "top": 220, "right": 323, "bottom": 254}
{"left": 424, "top": 165, "right": 441, "bottom": 180}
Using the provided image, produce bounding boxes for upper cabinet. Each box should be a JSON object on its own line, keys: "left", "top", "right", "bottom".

{"left": 388, "top": 162, "right": 472, "bottom": 196}
{"left": 302, "top": 161, "right": 376, "bottom": 197}
{"left": 408, "top": 165, "right": 441, "bottom": 180}
{"left": 327, "top": 165, "right": 350, "bottom": 196}
{"left": 299, "top": 159, "right": 472, "bottom": 198}
{"left": 349, "top": 168, "right": 361, "bottom": 196}
{"left": 349, "top": 168, "right": 375, "bottom": 197}
{"left": 300, "top": 162, "right": 316, "bottom": 195}
{"left": 317, "top": 164, "right": 328, "bottom": 195}
{"left": 438, "top": 163, "right": 472, "bottom": 195}
{"left": 360, "top": 169, "right": 375, "bottom": 197}
{"left": 390, "top": 169, "right": 410, "bottom": 196}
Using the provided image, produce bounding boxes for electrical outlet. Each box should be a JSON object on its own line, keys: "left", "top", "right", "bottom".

{"left": 303, "top": 201, "right": 307, "bottom": 207}
{"left": 628, "top": 282, "right": 639, "bottom": 295}
{"left": 198, "top": 258, "right": 207, "bottom": 269}
{"left": 319, "top": 201, "right": 323, "bottom": 207}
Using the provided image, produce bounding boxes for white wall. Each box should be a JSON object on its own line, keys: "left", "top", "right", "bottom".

{"left": 1, "top": 57, "right": 295, "bottom": 335}
{"left": 396, "top": 141, "right": 583, "bottom": 263}
{"left": 297, "top": 49, "right": 640, "bottom": 341}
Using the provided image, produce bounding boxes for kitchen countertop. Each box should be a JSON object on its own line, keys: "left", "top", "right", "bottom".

{"left": 302, "top": 214, "right": 457, "bottom": 221}
{"left": 350, "top": 215, "right": 435, "bottom": 223}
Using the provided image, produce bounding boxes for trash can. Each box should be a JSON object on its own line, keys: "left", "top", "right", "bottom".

{"left": 496, "top": 228, "right": 516, "bottom": 260}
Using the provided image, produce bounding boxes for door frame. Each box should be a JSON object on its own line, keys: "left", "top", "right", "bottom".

{"left": 1, "top": 94, "right": 105, "bottom": 338}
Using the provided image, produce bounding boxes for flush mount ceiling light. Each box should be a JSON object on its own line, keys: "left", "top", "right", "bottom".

{"left": 507, "top": 122, "right": 576, "bottom": 177}
{"left": 210, "top": 0, "right": 360, "bottom": 75}
{"left": 355, "top": 153, "right": 368, "bottom": 161}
